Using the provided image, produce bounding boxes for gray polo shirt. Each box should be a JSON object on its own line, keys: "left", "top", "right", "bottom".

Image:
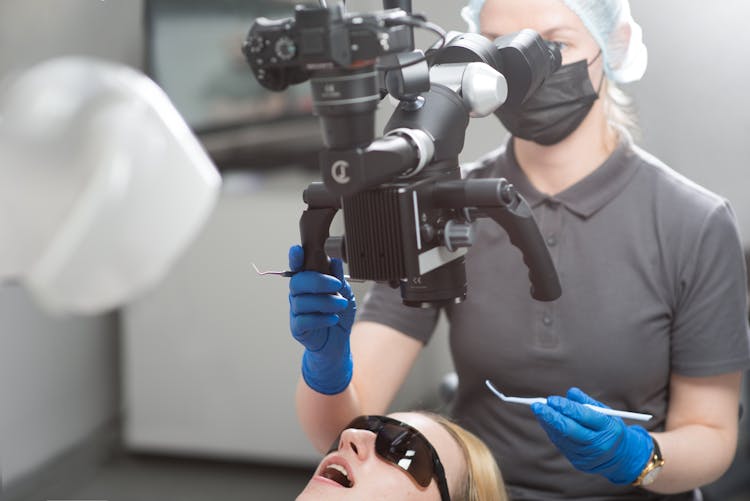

{"left": 357, "top": 137, "right": 750, "bottom": 500}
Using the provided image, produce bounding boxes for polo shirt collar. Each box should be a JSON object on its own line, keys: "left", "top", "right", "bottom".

{"left": 500, "top": 137, "right": 640, "bottom": 219}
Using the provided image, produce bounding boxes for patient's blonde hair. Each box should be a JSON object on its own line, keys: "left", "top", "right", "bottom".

{"left": 421, "top": 412, "right": 508, "bottom": 501}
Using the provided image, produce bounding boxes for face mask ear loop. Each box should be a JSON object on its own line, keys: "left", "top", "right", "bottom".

{"left": 595, "top": 70, "right": 606, "bottom": 96}
{"left": 587, "top": 50, "right": 605, "bottom": 96}
{"left": 587, "top": 49, "right": 603, "bottom": 67}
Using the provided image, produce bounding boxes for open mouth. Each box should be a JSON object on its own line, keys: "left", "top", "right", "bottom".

{"left": 319, "top": 460, "right": 353, "bottom": 488}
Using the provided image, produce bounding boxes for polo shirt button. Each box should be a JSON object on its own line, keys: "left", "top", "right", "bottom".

{"left": 546, "top": 235, "right": 558, "bottom": 247}
{"left": 543, "top": 315, "right": 553, "bottom": 326}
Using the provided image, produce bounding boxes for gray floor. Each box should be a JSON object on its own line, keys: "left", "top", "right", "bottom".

{"left": 43, "top": 455, "right": 750, "bottom": 501}
{"left": 12, "top": 449, "right": 750, "bottom": 501}
{"left": 54, "top": 454, "right": 313, "bottom": 501}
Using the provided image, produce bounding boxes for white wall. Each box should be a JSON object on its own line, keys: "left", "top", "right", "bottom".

{"left": 0, "top": 0, "right": 144, "bottom": 488}
{"left": 0, "top": 288, "right": 119, "bottom": 483}
{"left": 627, "top": 0, "right": 750, "bottom": 242}
{"left": 0, "top": 0, "right": 143, "bottom": 74}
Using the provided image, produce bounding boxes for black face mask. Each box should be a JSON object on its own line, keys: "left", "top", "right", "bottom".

{"left": 496, "top": 53, "right": 603, "bottom": 146}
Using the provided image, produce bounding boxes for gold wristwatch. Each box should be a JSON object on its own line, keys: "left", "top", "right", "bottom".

{"left": 632, "top": 437, "right": 665, "bottom": 487}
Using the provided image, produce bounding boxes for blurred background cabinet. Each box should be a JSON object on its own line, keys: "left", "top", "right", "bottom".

{"left": 121, "top": 170, "right": 454, "bottom": 464}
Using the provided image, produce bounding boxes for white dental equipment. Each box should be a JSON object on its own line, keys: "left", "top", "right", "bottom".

{"left": 0, "top": 57, "right": 221, "bottom": 314}
{"left": 486, "top": 380, "right": 653, "bottom": 422}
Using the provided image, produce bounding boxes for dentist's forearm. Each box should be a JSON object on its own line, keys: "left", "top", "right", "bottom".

{"left": 296, "top": 376, "right": 363, "bottom": 453}
{"left": 644, "top": 424, "right": 737, "bottom": 494}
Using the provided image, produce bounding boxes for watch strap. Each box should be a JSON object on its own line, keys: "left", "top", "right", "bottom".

{"left": 632, "top": 437, "right": 665, "bottom": 487}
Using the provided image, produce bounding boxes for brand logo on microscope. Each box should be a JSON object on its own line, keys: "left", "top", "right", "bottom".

{"left": 322, "top": 83, "right": 341, "bottom": 99}
{"left": 331, "top": 160, "right": 351, "bottom": 184}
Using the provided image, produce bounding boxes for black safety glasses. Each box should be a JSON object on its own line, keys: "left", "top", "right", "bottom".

{"left": 328, "top": 415, "right": 451, "bottom": 501}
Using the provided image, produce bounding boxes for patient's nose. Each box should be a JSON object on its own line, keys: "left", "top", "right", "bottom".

{"left": 338, "top": 428, "right": 377, "bottom": 460}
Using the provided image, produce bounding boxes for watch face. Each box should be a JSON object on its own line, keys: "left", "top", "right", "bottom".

{"left": 641, "top": 465, "right": 663, "bottom": 486}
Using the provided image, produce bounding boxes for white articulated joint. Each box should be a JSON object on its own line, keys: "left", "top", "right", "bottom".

{"left": 385, "top": 127, "right": 435, "bottom": 178}
{"left": 461, "top": 62, "right": 508, "bottom": 117}
{"left": 429, "top": 62, "right": 508, "bottom": 118}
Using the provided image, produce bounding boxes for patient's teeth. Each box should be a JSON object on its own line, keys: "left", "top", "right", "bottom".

{"left": 327, "top": 464, "right": 349, "bottom": 478}
{"left": 322, "top": 463, "right": 352, "bottom": 487}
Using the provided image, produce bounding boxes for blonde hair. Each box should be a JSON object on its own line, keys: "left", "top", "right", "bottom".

{"left": 603, "top": 79, "right": 640, "bottom": 140}
{"left": 420, "top": 412, "right": 508, "bottom": 501}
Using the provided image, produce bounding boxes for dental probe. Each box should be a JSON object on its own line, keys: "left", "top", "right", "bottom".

{"left": 485, "top": 380, "right": 653, "bottom": 422}
{"left": 252, "top": 263, "right": 358, "bottom": 281}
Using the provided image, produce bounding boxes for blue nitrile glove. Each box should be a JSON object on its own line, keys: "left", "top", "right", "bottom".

{"left": 531, "top": 387, "right": 654, "bottom": 485}
{"left": 288, "top": 245, "right": 356, "bottom": 395}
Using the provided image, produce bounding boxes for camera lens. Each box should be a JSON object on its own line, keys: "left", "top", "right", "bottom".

{"left": 310, "top": 67, "right": 380, "bottom": 148}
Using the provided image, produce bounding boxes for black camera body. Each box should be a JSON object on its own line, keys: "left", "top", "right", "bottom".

{"left": 245, "top": 6, "right": 412, "bottom": 92}
{"left": 244, "top": 3, "right": 563, "bottom": 306}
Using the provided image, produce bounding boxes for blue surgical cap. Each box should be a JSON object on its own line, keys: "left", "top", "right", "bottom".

{"left": 460, "top": 0, "right": 648, "bottom": 83}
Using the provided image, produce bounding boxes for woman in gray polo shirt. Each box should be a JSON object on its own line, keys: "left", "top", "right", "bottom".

{"left": 286, "top": 0, "right": 750, "bottom": 499}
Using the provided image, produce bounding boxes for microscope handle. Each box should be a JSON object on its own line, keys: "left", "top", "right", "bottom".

{"left": 299, "top": 207, "right": 338, "bottom": 274}
{"left": 432, "top": 179, "right": 561, "bottom": 301}
{"left": 484, "top": 198, "right": 561, "bottom": 301}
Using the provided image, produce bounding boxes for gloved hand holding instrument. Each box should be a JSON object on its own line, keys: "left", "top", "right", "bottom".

{"left": 531, "top": 387, "right": 657, "bottom": 485}
{"left": 288, "top": 245, "right": 357, "bottom": 396}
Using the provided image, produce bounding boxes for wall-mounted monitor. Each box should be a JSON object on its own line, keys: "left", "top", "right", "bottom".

{"left": 145, "top": 0, "right": 323, "bottom": 169}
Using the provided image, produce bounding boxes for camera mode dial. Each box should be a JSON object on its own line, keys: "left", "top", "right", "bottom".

{"left": 275, "top": 36, "right": 297, "bottom": 61}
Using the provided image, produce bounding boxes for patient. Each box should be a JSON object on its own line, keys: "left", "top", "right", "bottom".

{"left": 296, "top": 411, "right": 507, "bottom": 501}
